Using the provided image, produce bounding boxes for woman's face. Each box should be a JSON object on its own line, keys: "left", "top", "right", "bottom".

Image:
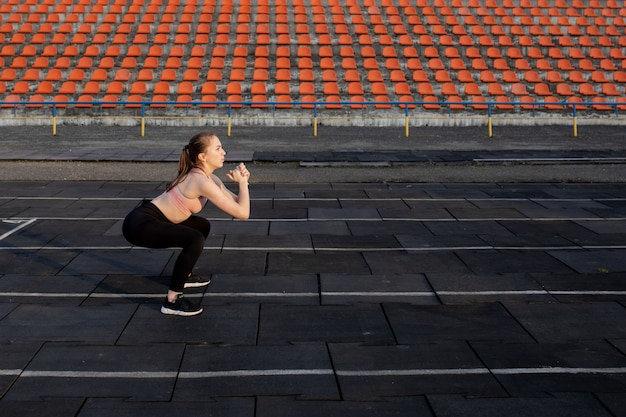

{"left": 199, "top": 136, "right": 226, "bottom": 170}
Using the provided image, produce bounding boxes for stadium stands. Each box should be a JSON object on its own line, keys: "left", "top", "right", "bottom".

{"left": 0, "top": 0, "right": 625, "bottom": 112}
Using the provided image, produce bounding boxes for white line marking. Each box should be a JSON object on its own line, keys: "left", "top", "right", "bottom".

{"left": 336, "top": 368, "right": 490, "bottom": 376}
{"left": 1, "top": 290, "right": 625, "bottom": 299}
{"left": 3, "top": 216, "right": 626, "bottom": 223}
{"left": 0, "top": 369, "right": 22, "bottom": 376}
{"left": 8, "top": 367, "right": 626, "bottom": 379}
{"left": 337, "top": 367, "right": 626, "bottom": 377}
{"left": 491, "top": 367, "right": 626, "bottom": 375}
{"left": 437, "top": 290, "right": 548, "bottom": 296}
{"left": 3, "top": 245, "right": 626, "bottom": 252}
{"left": 322, "top": 292, "right": 435, "bottom": 297}
{"left": 180, "top": 369, "right": 335, "bottom": 378}
{"left": 0, "top": 218, "right": 36, "bottom": 241}
{"left": 21, "top": 371, "right": 177, "bottom": 378}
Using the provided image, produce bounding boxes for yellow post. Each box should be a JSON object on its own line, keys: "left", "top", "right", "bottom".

{"left": 405, "top": 116, "right": 409, "bottom": 137}
{"left": 141, "top": 117, "right": 145, "bottom": 137}
{"left": 488, "top": 116, "right": 493, "bottom": 138}
{"left": 573, "top": 116, "right": 578, "bottom": 137}
{"left": 313, "top": 116, "right": 318, "bottom": 137}
{"left": 227, "top": 116, "right": 232, "bottom": 137}
{"left": 52, "top": 116, "right": 57, "bottom": 136}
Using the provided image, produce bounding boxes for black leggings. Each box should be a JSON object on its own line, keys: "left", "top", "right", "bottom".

{"left": 122, "top": 201, "right": 211, "bottom": 292}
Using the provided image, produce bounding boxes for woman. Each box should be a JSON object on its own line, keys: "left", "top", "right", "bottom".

{"left": 123, "top": 132, "right": 250, "bottom": 316}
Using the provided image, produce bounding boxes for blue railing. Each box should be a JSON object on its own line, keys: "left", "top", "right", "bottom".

{"left": 1, "top": 98, "right": 624, "bottom": 138}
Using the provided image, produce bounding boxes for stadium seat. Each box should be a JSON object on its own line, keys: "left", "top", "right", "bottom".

{"left": 534, "top": 83, "right": 552, "bottom": 96}
{"left": 59, "top": 81, "right": 77, "bottom": 95}
{"left": 299, "top": 82, "right": 315, "bottom": 96}
{"left": 106, "top": 82, "right": 123, "bottom": 95}
{"left": 591, "top": 97, "right": 613, "bottom": 111}
{"left": 82, "top": 82, "right": 100, "bottom": 95}
{"left": 601, "top": 84, "right": 621, "bottom": 96}
{"left": 422, "top": 96, "right": 440, "bottom": 109}
{"left": 417, "top": 83, "right": 435, "bottom": 96}
{"left": 579, "top": 83, "right": 599, "bottom": 96}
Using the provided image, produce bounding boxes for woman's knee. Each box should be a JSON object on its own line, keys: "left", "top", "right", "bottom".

{"left": 185, "top": 229, "right": 206, "bottom": 253}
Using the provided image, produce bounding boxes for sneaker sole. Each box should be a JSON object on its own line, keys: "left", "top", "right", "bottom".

{"left": 184, "top": 279, "right": 211, "bottom": 288}
{"left": 160, "top": 306, "right": 204, "bottom": 316}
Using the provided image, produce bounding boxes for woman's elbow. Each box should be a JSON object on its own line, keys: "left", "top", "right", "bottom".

{"left": 235, "top": 210, "right": 250, "bottom": 220}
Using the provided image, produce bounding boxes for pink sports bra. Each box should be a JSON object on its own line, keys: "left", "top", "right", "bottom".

{"left": 166, "top": 185, "right": 206, "bottom": 217}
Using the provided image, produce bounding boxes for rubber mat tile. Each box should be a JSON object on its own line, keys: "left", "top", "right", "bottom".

{"left": 531, "top": 272, "right": 626, "bottom": 302}
{"left": 47, "top": 220, "right": 124, "bottom": 246}
{"left": 5, "top": 344, "right": 183, "bottom": 401}
{"left": 270, "top": 220, "right": 350, "bottom": 235}
{"left": 426, "top": 272, "right": 553, "bottom": 304}
{"left": 79, "top": 398, "right": 255, "bottom": 417}
{"left": 206, "top": 274, "right": 319, "bottom": 305}
{"left": 256, "top": 395, "right": 432, "bottom": 417}
{"left": 247, "top": 206, "right": 308, "bottom": 219}
{"left": 423, "top": 220, "right": 514, "bottom": 236}
{"left": 224, "top": 233, "right": 313, "bottom": 250}
{"left": 320, "top": 273, "right": 438, "bottom": 305}
{"left": 90, "top": 273, "right": 170, "bottom": 301}
{"left": 208, "top": 220, "right": 270, "bottom": 236}
{"left": 595, "top": 392, "right": 626, "bottom": 417}
{"left": 191, "top": 250, "right": 267, "bottom": 275}
{"left": 0, "top": 399, "right": 84, "bottom": 417}
{"left": 329, "top": 343, "right": 505, "bottom": 400}
{"left": 273, "top": 198, "right": 341, "bottom": 209}
{"left": 534, "top": 199, "right": 613, "bottom": 211}
{"left": 304, "top": 189, "right": 369, "bottom": 199}
{"left": 0, "top": 250, "right": 79, "bottom": 275}
{"left": 176, "top": 344, "right": 339, "bottom": 400}
{"left": 575, "top": 220, "right": 626, "bottom": 234}
{"left": 258, "top": 305, "right": 395, "bottom": 345}
{"left": 476, "top": 233, "right": 574, "bottom": 248}
{"left": 0, "top": 220, "right": 60, "bottom": 247}
{"left": 548, "top": 249, "right": 626, "bottom": 274}
{"left": 471, "top": 340, "right": 626, "bottom": 396}
{"left": 308, "top": 207, "right": 381, "bottom": 220}
{"left": 0, "top": 273, "right": 103, "bottom": 303}
{"left": 428, "top": 392, "right": 613, "bottom": 417}
{"left": 384, "top": 303, "right": 533, "bottom": 344}
{"left": 446, "top": 207, "right": 528, "bottom": 219}
{"left": 0, "top": 304, "right": 135, "bottom": 343}
{"left": 378, "top": 207, "right": 454, "bottom": 220}
{"left": 514, "top": 206, "right": 602, "bottom": 219}
{"left": 470, "top": 198, "right": 545, "bottom": 211}
{"left": 503, "top": 301, "right": 626, "bottom": 343}
{"left": 61, "top": 249, "right": 171, "bottom": 275}
{"left": 267, "top": 252, "right": 370, "bottom": 275}
{"left": 366, "top": 188, "right": 433, "bottom": 199}
{"left": 312, "top": 234, "right": 401, "bottom": 249}
{"left": 499, "top": 220, "right": 601, "bottom": 239}
{"left": 118, "top": 304, "right": 259, "bottom": 345}
{"left": 404, "top": 199, "right": 478, "bottom": 210}
{"left": 364, "top": 251, "right": 471, "bottom": 275}
{"left": 424, "top": 188, "right": 493, "bottom": 198}
{"left": 339, "top": 198, "right": 410, "bottom": 210}
{"left": 395, "top": 233, "right": 488, "bottom": 249}
{"left": 457, "top": 250, "right": 575, "bottom": 274}
{"left": 347, "top": 220, "right": 431, "bottom": 235}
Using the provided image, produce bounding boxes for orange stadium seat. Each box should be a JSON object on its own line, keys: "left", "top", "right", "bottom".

{"left": 1, "top": 1, "right": 622, "bottom": 114}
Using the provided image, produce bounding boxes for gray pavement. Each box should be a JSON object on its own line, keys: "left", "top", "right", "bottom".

{"left": 1, "top": 124, "right": 626, "bottom": 183}
{"left": 1, "top": 124, "right": 626, "bottom": 416}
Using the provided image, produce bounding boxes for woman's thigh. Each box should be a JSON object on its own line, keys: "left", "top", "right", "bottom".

{"left": 124, "top": 206, "right": 203, "bottom": 249}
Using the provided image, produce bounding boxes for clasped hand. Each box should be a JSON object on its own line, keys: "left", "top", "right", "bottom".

{"left": 226, "top": 162, "right": 250, "bottom": 183}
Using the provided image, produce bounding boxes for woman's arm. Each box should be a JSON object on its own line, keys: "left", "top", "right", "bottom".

{"left": 196, "top": 166, "right": 250, "bottom": 220}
